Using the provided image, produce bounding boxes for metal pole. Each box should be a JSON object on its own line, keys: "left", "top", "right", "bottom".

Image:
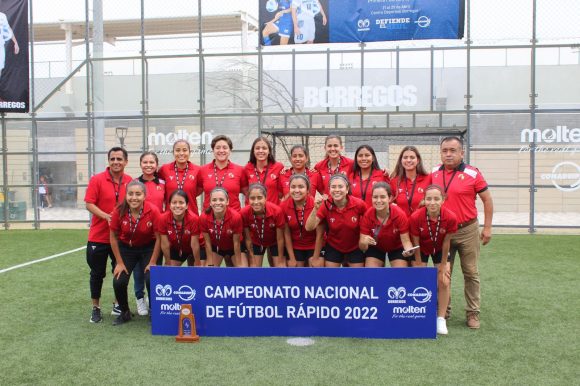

{"left": 93, "top": 0, "right": 105, "bottom": 173}
{"left": 291, "top": 49, "right": 296, "bottom": 113}
{"left": 30, "top": 0, "right": 39, "bottom": 228}
{"left": 198, "top": 0, "right": 206, "bottom": 165}
{"left": 430, "top": 45, "right": 434, "bottom": 112}
{"left": 258, "top": 44, "right": 263, "bottom": 135}
{"left": 85, "top": 0, "right": 93, "bottom": 178}
{"left": 141, "top": 0, "right": 148, "bottom": 150}
{"left": 1, "top": 113, "right": 8, "bottom": 228}
{"left": 360, "top": 42, "right": 365, "bottom": 130}
{"left": 529, "top": 0, "right": 537, "bottom": 233}
{"left": 465, "top": 0, "right": 472, "bottom": 163}
{"left": 395, "top": 46, "right": 400, "bottom": 113}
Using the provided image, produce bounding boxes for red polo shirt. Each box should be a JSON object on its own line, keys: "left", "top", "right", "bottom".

{"left": 280, "top": 196, "right": 317, "bottom": 250}
{"left": 139, "top": 176, "right": 165, "bottom": 212}
{"left": 244, "top": 161, "right": 285, "bottom": 204}
{"left": 241, "top": 202, "right": 285, "bottom": 247}
{"left": 390, "top": 174, "right": 432, "bottom": 216}
{"left": 360, "top": 204, "right": 409, "bottom": 252}
{"left": 158, "top": 161, "right": 201, "bottom": 215}
{"left": 157, "top": 210, "right": 200, "bottom": 255}
{"left": 85, "top": 168, "right": 133, "bottom": 244}
{"left": 110, "top": 201, "right": 160, "bottom": 247}
{"left": 409, "top": 206, "right": 458, "bottom": 255}
{"left": 278, "top": 168, "right": 322, "bottom": 199}
{"left": 348, "top": 168, "right": 390, "bottom": 207}
{"left": 316, "top": 196, "right": 366, "bottom": 253}
{"left": 314, "top": 156, "right": 354, "bottom": 195}
{"left": 199, "top": 207, "right": 243, "bottom": 251}
{"left": 431, "top": 162, "right": 488, "bottom": 224}
{"left": 198, "top": 161, "right": 248, "bottom": 212}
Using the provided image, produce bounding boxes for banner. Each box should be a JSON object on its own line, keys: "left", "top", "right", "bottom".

{"left": 151, "top": 267, "right": 437, "bottom": 339}
{"left": 260, "top": 0, "right": 464, "bottom": 46}
{"left": 0, "top": 0, "right": 28, "bottom": 113}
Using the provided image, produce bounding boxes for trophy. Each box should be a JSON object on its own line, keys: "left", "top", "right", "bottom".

{"left": 175, "top": 304, "right": 200, "bottom": 343}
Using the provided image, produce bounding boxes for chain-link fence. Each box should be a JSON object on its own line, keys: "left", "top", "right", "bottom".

{"left": 1, "top": 0, "right": 579, "bottom": 230}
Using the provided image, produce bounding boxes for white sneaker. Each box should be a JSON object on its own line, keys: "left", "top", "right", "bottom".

{"left": 136, "top": 297, "right": 149, "bottom": 316}
{"left": 437, "top": 317, "right": 448, "bottom": 335}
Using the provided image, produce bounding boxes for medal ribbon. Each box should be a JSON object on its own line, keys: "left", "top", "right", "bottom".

{"left": 127, "top": 207, "right": 143, "bottom": 247}
{"left": 426, "top": 211, "right": 442, "bottom": 255}
{"left": 174, "top": 161, "right": 189, "bottom": 190}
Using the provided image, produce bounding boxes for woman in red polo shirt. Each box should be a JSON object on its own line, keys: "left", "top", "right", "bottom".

{"left": 348, "top": 145, "right": 389, "bottom": 207}
{"left": 133, "top": 151, "right": 165, "bottom": 316}
{"left": 409, "top": 184, "right": 458, "bottom": 335}
{"left": 244, "top": 137, "right": 285, "bottom": 204}
{"left": 198, "top": 135, "right": 248, "bottom": 213}
{"left": 199, "top": 187, "right": 244, "bottom": 267}
{"left": 314, "top": 135, "right": 354, "bottom": 195}
{"left": 241, "top": 184, "right": 286, "bottom": 267}
{"left": 359, "top": 182, "right": 415, "bottom": 268}
{"left": 279, "top": 145, "right": 322, "bottom": 200}
{"left": 390, "top": 146, "right": 431, "bottom": 216}
{"left": 305, "top": 174, "right": 367, "bottom": 267}
{"left": 158, "top": 190, "right": 201, "bottom": 267}
{"left": 280, "top": 174, "right": 324, "bottom": 267}
{"left": 158, "top": 140, "right": 201, "bottom": 215}
{"left": 110, "top": 180, "right": 161, "bottom": 326}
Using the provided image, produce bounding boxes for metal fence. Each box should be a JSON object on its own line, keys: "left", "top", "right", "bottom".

{"left": 1, "top": 0, "right": 579, "bottom": 231}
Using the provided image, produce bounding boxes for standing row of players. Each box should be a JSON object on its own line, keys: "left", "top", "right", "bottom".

{"left": 86, "top": 135, "right": 493, "bottom": 334}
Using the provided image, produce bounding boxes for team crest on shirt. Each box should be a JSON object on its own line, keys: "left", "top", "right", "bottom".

{"left": 418, "top": 187, "right": 424, "bottom": 193}
{"left": 352, "top": 182, "right": 357, "bottom": 188}
{"left": 459, "top": 174, "right": 465, "bottom": 180}
{"left": 329, "top": 218, "right": 335, "bottom": 223}
{"left": 270, "top": 174, "right": 277, "bottom": 180}
{"left": 419, "top": 227, "right": 424, "bottom": 232}
{"left": 227, "top": 229, "right": 233, "bottom": 234}
{"left": 393, "top": 228, "right": 399, "bottom": 234}
{"left": 122, "top": 220, "right": 128, "bottom": 226}
{"left": 440, "top": 229, "right": 447, "bottom": 234}
{"left": 157, "top": 186, "right": 163, "bottom": 191}
{"left": 168, "top": 230, "right": 173, "bottom": 235}
{"left": 287, "top": 215, "right": 292, "bottom": 221}
{"left": 372, "top": 181, "right": 377, "bottom": 186}
{"left": 169, "top": 175, "right": 174, "bottom": 180}
{"left": 184, "top": 230, "right": 191, "bottom": 235}
{"left": 228, "top": 173, "right": 235, "bottom": 179}
{"left": 351, "top": 216, "right": 358, "bottom": 223}
{"left": 189, "top": 175, "right": 195, "bottom": 180}
{"left": 269, "top": 223, "right": 276, "bottom": 228}
{"left": 147, "top": 221, "right": 153, "bottom": 228}
{"left": 208, "top": 173, "right": 213, "bottom": 178}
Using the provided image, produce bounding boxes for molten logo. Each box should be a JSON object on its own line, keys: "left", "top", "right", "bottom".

{"left": 148, "top": 130, "right": 213, "bottom": 147}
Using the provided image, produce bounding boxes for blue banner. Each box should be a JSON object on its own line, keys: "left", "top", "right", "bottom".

{"left": 151, "top": 267, "right": 437, "bottom": 339}
{"left": 259, "top": 0, "right": 464, "bottom": 46}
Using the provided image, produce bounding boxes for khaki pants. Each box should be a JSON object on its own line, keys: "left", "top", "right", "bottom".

{"left": 449, "top": 220, "right": 480, "bottom": 313}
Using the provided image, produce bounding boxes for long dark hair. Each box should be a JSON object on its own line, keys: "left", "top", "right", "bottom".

{"left": 118, "top": 180, "right": 146, "bottom": 216}
{"left": 390, "top": 146, "right": 428, "bottom": 179}
{"left": 249, "top": 137, "right": 276, "bottom": 165}
{"left": 352, "top": 145, "right": 381, "bottom": 175}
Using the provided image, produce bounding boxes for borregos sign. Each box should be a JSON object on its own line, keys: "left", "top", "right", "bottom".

{"left": 304, "top": 85, "right": 417, "bottom": 108}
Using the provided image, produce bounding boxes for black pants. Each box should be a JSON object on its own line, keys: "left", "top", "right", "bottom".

{"left": 112, "top": 242, "right": 154, "bottom": 312}
{"left": 86, "top": 242, "right": 116, "bottom": 300}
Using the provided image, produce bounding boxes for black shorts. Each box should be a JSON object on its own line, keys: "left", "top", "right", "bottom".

{"left": 420, "top": 251, "right": 445, "bottom": 265}
{"left": 292, "top": 249, "right": 315, "bottom": 262}
{"left": 324, "top": 243, "right": 365, "bottom": 265}
{"left": 212, "top": 245, "right": 234, "bottom": 257}
{"left": 365, "top": 247, "right": 407, "bottom": 262}
{"left": 169, "top": 249, "right": 192, "bottom": 263}
{"left": 252, "top": 244, "right": 280, "bottom": 257}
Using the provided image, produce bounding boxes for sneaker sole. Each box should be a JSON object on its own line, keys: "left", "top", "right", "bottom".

{"left": 90, "top": 318, "right": 102, "bottom": 323}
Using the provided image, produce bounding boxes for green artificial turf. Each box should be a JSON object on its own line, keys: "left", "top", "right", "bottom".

{"left": 0, "top": 233, "right": 578, "bottom": 385}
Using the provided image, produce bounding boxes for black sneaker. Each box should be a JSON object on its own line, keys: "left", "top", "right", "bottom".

{"left": 90, "top": 306, "right": 102, "bottom": 323}
{"left": 111, "top": 303, "right": 121, "bottom": 316}
{"left": 112, "top": 310, "right": 132, "bottom": 326}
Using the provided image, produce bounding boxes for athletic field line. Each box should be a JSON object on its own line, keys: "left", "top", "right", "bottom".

{"left": 0, "top": 246, "right": 86, "bottom": 274}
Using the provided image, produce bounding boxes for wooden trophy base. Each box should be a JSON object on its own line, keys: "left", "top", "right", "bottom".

{"left": 175, "top": 304, "right": 200, "bottom": 343}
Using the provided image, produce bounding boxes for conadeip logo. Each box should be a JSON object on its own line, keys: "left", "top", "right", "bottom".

{"left": 407, "top": 287, "right": 432, "bottom": 304}
{"left": 414, "top": 16, "right": 431, "bottom": 28}
{"left": 541, "top": 162, "right": 580, "bottom": 192}
{"left": 174, "top": 285, "right": 196, "bottom": 301}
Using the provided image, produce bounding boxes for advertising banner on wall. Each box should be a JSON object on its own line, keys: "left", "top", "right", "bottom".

{"left": 0, "top": 0, "right": 28, "bottom": 113}
{"left": 151, "top": 267, "right": 437, "bottom": 339}
{"left": 260, "top": 0, "right": 464, "bottom": 46}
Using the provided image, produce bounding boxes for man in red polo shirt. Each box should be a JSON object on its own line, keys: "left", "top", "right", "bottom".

{"left": 431, "top": 137, "right": 493, "bottom": 329}
{"left": 85, "top": 147, "right": 133, "bottom": 323}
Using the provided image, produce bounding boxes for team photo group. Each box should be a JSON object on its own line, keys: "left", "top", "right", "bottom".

{"left": 85, "top": 134, "right": 493, "bottom": 336}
